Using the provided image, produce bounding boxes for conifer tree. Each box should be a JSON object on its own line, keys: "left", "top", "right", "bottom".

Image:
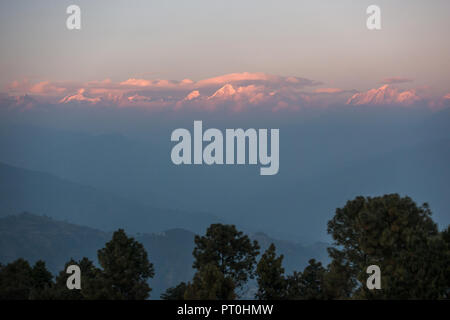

{"left": 327, "top": 194, "right": 448, "bottom": 299}
{"left": 255, "top": 243, "right": 286, "bottom": 300}
{"left": 192, "top": 224, "right": 260, "bottom": 293}
{"left": 98, "top": 229, "right": 155, "bottom": 300}
{"left": 184, "top": 264, "right": 236, "bottom": 300}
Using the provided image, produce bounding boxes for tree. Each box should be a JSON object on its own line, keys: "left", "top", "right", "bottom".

{"left": 98, "top": 229, "right": 155, "bottom": 300}
{"left": 299, "top": 259, "right": 326, "bottom": 299}
{"left": 0, "top": 259, "right": 54, "bottom": 300}
{"left": 284, "top": 271, "right": 301, "bottom": 299}
{"left": 29, "top": 260, "right": 53, "bottom": 299}
{"left": 285, "top": 259, "right": 326, "bottom": 300}
{"left": 327, "top": 194, "right": 448, "bottom": 299}
{"left": 161, "top": 282, "right": 188, "bottom": 300}
{"left": 0, "top": 259, "right": 33, "bottom": 299}
{"left": 442, "top": 226, "right": 450, "bottom": 299}
{"left": 322, "top": 254, "right": 355, "bottom": 299}
{"left": 52, "top": 257, "right": 110, "bottom": 300}
{"left": 184, "top": 264, "right": 236, "bottom": 300}
{"left": 193, "top": 224, "right": 259, "bottom": 294}
{"left": 255, "top": 243, "right": 286, "bottom": 300}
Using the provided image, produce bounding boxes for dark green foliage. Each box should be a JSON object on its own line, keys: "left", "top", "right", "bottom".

{"left": 284, "top": 271, "right": 301, "bottom": 299}
{"left": 161, "top": 282, "right": 188, "bottom": 300}
{"left": 285, "top": 259, "right": 326, "bottom": 300}
{"left": 98, "top": 229, "right": 155, "bottom": 300}
{"left": 327, "top": 194, "right": 448, "bottom": 299}
{"left": 184, "top": 264, "right": 236, "bottom": 300}
{"left": 0, "top": 258, "right": 33, "bottom": 299}
{"left": 51, "top": 258, "right": 112, "bottom": 300}
{"left": 255, "top": 243, "right": 286, "bottom": 300}
{"left": 0, "top": 259, "right": 55, "bottom": 300}
{"left": 29, "top": 260, "right": 53, "bottom": 299}
{"left": 50, "top": 230, "right": 155, "bottom": 300}
{"left": 443, "top": 226, "right": 450, "bottom": 299}
{"left": 193, "top": 224, "right": 260, "bottom": 292}
{"left": 322, "top": 254, "right": 355, "bottom": 299}
{"left": 298, "top": 259, "right": 325, "bottom": 299}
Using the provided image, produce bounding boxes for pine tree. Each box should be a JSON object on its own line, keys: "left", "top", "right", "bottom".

{"left": 52, "top": 258, "right": 108, "bottom": 300}
{"left": 0, "top": 258, "right": 33, "bottom": 299}
{"left": 161, "top": 282, "right": 188, "bottom": 300}
{"left": 184, "top": 264, "right": 236, "bottom": 300}
{"left": 327, "top": 194, "right": 448, "bottom": 299}
{"left": 255, "top": 243, "right": 286, "bottom": 300}
{"left": 29, "top": 260, "right": 53, "bottom": 299}
{"left": 98, "top": 229, "right": 155, "bottom": 300}
{"left": 192, "top": 224, "right": 260, "bottom": 294}
{"left": 285, "top": 259, "right": 326, "bottom": 300}
{"left": 322, "top": 254, "right": 355, "bottom": 299}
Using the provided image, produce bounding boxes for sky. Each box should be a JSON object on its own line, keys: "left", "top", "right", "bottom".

{"left": 1, "top": 0, "right": 449, "bottom": 101}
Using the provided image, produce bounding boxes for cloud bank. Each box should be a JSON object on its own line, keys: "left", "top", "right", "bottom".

{"left": 2, "top": 73, "right": 448, "bottom": 112}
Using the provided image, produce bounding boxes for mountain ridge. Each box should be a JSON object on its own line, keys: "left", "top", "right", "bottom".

{"left": 0, "top": 161, "right": 221, "bottom": 234}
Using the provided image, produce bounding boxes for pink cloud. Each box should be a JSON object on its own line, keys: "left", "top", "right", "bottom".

{"left": 8, "top": 80, "right": 23, "bottom": 90}
{"left": 314, "top": 88, "right": 344, "bottom": 94}
{"left": 7, "top": 79, "right": 74, "bottom": 96}
{"left": 3, "top": 73, "right": 446, "bottom": 112}
{"left": 29, "top": 81, "right": 67, "bottom": 95}
{"left": 120, "top": 78, "right": 153, "bottom": 87}
{"left": 196, "top": 72, "right": 270, "bottom": 87}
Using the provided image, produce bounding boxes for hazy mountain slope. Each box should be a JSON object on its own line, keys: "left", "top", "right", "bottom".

{"left": 0, "top": 162, "right": 220, "bottom": 234}
{"left": 0, "top": 213, "right": 107, "bottom": 272}
{"left": 1, "top": 107, "right": 448, "bottom": 242}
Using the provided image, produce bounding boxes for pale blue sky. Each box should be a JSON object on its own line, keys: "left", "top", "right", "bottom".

{"left": 1, "top": 0, "right": 449, "bottom": 93}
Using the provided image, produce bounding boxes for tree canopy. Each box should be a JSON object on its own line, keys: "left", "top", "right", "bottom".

{"left": 327, "top": 194, "right": 448, "bottom": 299}
{"left": 193, "top": 224, "right": 260, "bottom": 293}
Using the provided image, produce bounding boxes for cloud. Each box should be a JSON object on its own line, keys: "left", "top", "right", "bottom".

{"left": 196, "top": 72, "right": 270, "bottom": 87}
{"left": 382, "top": 77, "right": 414, "bottom": 84}
{"left": 0, "top": 94, "right": 38, "bottom": 110}
{"left": 428, "top": 93, "right": 450, "bottom": 110}
{"left": 29, "top": 81, "right": 67, "bottom": 95}
{"left": 4, "top": 72, "right": 323, "bottom": 111}
{"left": 120, "top": 78, "right": 153, "bottom": 87}
{"left": 314, "top": 88, "right": 344, "bottom": 94}
{"left": 347, "top": 84, "right": 421, "bottom": 106}
{"left": 116, "top": 72, "right": 321, "bottom": 91}
{"left": 6, "top": 79, "right": 68, "bottom": 96}
{"left": 3, "top": 73, "right": 444, "bottom": 112}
